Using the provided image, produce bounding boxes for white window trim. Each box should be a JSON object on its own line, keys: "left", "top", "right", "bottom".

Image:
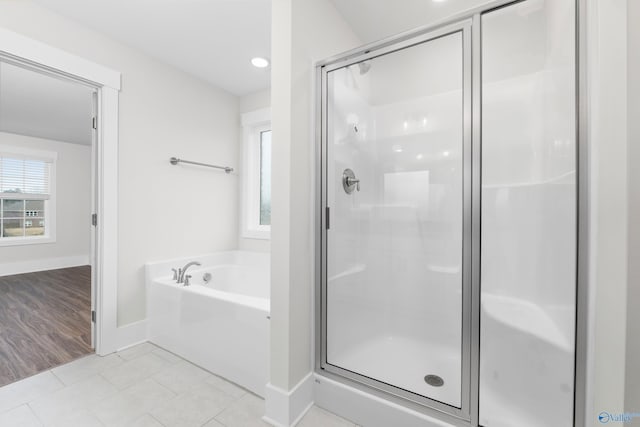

{"left": 241, "top": 107, "right": 271, "bottom": 240}
{"left": 0, "top": 144, "right": 57, "bottom": 247}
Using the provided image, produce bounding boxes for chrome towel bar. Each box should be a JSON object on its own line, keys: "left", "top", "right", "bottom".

{"left": 169, "top": 157, "right": 233, "bottom": 173}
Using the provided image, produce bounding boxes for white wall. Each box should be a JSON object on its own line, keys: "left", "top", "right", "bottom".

{"left": 239, "top": 88, "right": 271, "bottom": 253}
{"left": 240, "top": 89, "right": 271, "bottom": 115}
{"left": 0, "top": 132, "right": 91, "bottom": 274}
{"left": 626, "top": 0, "right": 640, "bottom": 420}
{"left": 0, "top": 1, "right": 240, "bottom": 326}
{"left": 589, "top": 0, "right": 629, "bottom": 424}
{"left": 270, "top": 0, "right": 360, "bottom": 392}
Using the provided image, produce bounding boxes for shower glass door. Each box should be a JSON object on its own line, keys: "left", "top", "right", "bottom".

{"left": 321, "top": 24, "right": 471, "bottom": 411}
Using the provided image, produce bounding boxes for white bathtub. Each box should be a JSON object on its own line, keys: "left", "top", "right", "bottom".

{"left": 145, "top": 251, "right": 269, "bottom": 396}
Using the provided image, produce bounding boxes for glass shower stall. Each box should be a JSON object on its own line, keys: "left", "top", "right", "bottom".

{"left": 316, "top": 0, "right": 579, "bottom": 426}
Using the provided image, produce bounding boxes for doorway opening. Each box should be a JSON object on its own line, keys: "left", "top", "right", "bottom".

{"left": 0, "top": 59, "right": 98, "bottom": 386}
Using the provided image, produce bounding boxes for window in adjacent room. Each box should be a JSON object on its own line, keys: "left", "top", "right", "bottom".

{"left": 0, "top": 146, "right": 56, "bottom": 245}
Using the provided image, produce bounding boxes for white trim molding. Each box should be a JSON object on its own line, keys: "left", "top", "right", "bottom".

{"left": 0, "top": 255, "right": 90, "bottom": 277}
{"left": 263, "top": 373, "right": 314, "bottom": 427}
{"left": 0, "top": 27, "right": 121, "bottom": 90}
{"left": 116, "top": 320, "right": 148, "bottom": 351}
{"left": 0, "top": 27, "right": 121, "bottom": 356}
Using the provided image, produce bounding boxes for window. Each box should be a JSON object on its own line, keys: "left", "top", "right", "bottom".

{"left": 0, "top": 146, "right": 56, "bottom": 245}
{"left": 259, "top": 130, "right": 272, "bottom": 226}
{"left": 241, "top": 108, "right": 271, "bottom": 239}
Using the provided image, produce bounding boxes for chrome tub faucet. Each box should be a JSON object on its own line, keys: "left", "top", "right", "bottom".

{"left": 177, "top": 261, "right": 201, "bottom": 284}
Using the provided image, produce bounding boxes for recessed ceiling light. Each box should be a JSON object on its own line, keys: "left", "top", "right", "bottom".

{"left": 251, "top": 57, "right": 270, "bottom": 68}
{"left": 432, "top": 0, "right": 448, "bottom": 2}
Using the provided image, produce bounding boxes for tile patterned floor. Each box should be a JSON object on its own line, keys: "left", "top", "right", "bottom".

{"left": 0, "top": 342, "right": 356, "bottom": 427}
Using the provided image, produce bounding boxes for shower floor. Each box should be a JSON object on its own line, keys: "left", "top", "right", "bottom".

{"left": 327, "top": 335, "right": 461, "bottom": 407}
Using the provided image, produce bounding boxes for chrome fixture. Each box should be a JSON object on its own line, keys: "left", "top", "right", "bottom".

{"left": 342, "top": 168, "right": 360, "bottom": 194}
{"left": 184, "top": 275, "right": 192, "bottom": 286}
{"left": 178, "top": 261, "right": 201, "bottom": 284}
{"left": 171, "top": 268, "right": 178, "bottom": 281}
{"left": 170, "top": 157, "right": 233, "bottom": 174}
{"left": 203, "top": 272, "right": 212, "bottom": 284}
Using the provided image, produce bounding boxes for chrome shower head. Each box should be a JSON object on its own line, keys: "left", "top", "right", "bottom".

{"left": 358, "top": 61, "right": 371, "bottom": 75}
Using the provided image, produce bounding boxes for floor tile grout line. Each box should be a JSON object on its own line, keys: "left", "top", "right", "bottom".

{"left": 26, "top": 401, "right": 46, "bottom": 426}
{"left": 25, "top": 403, "right": 44, "bottom": 427}
{"left": 0, "top": 371, "right": 63, "bottom": 416}
{"left": 48, "top": 368, "right": 65, "bottom": 386}
{"left": 27, "top": 374, "right": 123, "bottom": 426}
{"left": 148, "top": 412, "right": 168, "bottom": 427}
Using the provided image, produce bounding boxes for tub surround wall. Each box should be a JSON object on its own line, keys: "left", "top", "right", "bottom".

{"left": 0, "top": 1, "right": 240, "bottom": 327}
{"left": 0, "top": 132, "right": 91, "bottom": 276}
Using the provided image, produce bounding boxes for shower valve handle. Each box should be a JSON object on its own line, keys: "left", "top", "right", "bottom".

{"left": 342, "top": 168, "right": 360, "bottom": 194}
{"left": 346, "top": 177, "right": 360, "bottom": 191}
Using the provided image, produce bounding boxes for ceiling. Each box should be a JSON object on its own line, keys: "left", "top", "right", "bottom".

{"left": 330, "top": 0, "right": 491, "bottom": 45}
{"left": 25, "top": 0, "right": 491, "bottom": 97}
{"left": 32, "top": 0, "right": 272, "bottom": 96}
{"left": 0, "top": 62, "right": 94, "bottom": 145}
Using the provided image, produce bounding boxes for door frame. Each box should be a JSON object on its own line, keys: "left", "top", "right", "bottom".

{"left": 0, "top": 27, "right": 121, "bottom": 355}
{"left": 317, "top": 19, "right": 473, "bottom": 423}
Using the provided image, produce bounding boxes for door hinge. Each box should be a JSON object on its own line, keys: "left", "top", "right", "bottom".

{"left": 92, "top": 117, "right": 97, "bottom": 130}
{"left": 91, "top": 310, "right": 96, "bottom": 322}
{"left": 91, "top": 213, "right": 97, "bottom": 226}
{"left": 326, "top": 207, "right": 330, "bottom": 230}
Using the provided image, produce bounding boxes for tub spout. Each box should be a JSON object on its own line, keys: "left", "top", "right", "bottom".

{"left": 178, "top": 261, "right": 201, "bottom": 283}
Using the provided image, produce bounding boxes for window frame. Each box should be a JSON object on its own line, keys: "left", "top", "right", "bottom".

{"left": 0, "top": 144, "right": 57, "bottom": 246}
{"left": 241, "top": 108, "right": 271, "bottom": 240}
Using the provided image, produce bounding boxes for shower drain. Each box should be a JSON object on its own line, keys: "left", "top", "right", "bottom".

{"left": 424, "top": 375, "right": 444, "bottom": 387}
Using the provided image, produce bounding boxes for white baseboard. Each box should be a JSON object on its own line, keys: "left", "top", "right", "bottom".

{"left": 263, "top": 373, "right": 314, "bottom": 427}
{"left": 0, "top": 255, "right": 90, "bottom": 277}
{"left": 116, "top": 319, "right": 148, "bottom": 351}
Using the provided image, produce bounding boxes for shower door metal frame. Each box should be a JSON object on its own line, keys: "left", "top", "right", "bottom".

{"left": 314, "top": 0, "right": 588, "bottom": 426}
{"left": 316, "top": 19, "right": 475, "bottom": 423}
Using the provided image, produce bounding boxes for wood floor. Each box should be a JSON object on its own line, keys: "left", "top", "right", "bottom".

{"left": 0, "top": 266, "right": 92, "bottom": 387}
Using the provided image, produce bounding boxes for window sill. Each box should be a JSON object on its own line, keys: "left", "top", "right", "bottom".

{"left": 242, "top": 229, "right": 271, "bottom": 240}
{"left": 0, "top": 236, "right": 56, "bottom": 247}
